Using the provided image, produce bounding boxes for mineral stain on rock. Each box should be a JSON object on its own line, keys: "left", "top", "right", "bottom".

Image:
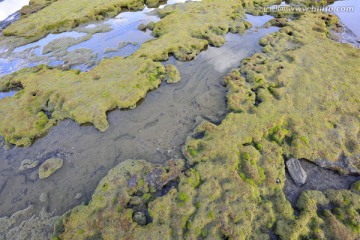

{"left": 38, "top": 157, "right": 63, "bottom": 179}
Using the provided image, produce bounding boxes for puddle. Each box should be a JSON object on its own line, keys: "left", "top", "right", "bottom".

{"left": 0, "top": 0, "right": 203, "bottom": 77}
{"left": 68, "top": 0, "right": 201, "bottom": 61}
{"left": 329, "top": 0, "right": 360, "bottom": 38}
{"left": 246, "top": 14, "right": 274, "bottom": 28}
{"left": 0, "top": 90, "right": 16, "bottom": 100}
{"left": 13, "top": 32, "right": 87, "bottom": 54}
{"left": 0, "top": 0, "right": 29, "bottom": 21}
{"left": 0, "top": 22, "right": 278, "bottom": 219}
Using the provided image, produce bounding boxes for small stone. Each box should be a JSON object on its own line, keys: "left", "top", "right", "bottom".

{"left": 137, "top": 23, "right": 146, "bottom": 31}
{"left": 39, "top": 192, "right": 48, "bottom": 203}
{"left": 38, "top": 158, "right": 64, "bottom": 179}
{"left": 75, "top": 193, "right": 82, "bottom": 200}
{"left": 19, "top": 159, "right": 39, "bottom": 172}
{"left": 147, "top": 21, "right": 155, "bottom": 31}
{"left": 133, "top": 212, "right": 147, "bottom": 226}
{"left": 286, "top": 158, "right": 307, "bottom": 186}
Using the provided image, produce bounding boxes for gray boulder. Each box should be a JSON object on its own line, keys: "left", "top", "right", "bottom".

{"left": 286, "top": 158, "right": 307, "bottom": 186}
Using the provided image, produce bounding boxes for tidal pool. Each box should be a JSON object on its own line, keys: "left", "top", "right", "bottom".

{"left": 0, "top": 90, "right": 16, "bottom": 100}
{"left": 0, "top": 17, "right": 277, "bottom": 222}
{"left": 0, "top": 0, "right": 202, "bottom": 76}
{"left": 0, "top": 1, "right": 359, "bottom": 239}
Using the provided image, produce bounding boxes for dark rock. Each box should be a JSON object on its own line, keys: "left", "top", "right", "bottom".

{"left": 137, "top": 23, "right": 146, "bottom": 31}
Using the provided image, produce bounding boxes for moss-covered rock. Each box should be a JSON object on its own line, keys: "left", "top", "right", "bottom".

{"left": 56, "top": 10, "right": 360, "bottom": 239}
{"left": 3, "top": 0, "right": 146, "bottom": 40}
{"left": 38, "top": 157, "right": 63, "bottom": 179}
{"left": 134, "top": 0, "right": 265, "bottom": 61}
{"left": 0, "top": 0, "right": 281, "bottom": 146}
{"left": 19, "top": 0, "right": 58, "bottom": 17}
{"left": 0, "top": 57, "right": 166, "bottom": 146}
{"left": 56, "top": 159, "right": 185, "bottom": 239}
{"left": 164, "top": 64, "right": 181, "bottom": 84}
{"left": 223, "top": 13, "right": 360, "bottom": 173}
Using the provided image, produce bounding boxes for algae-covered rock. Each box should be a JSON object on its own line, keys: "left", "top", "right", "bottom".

{"left": 0, "top": 0, "right": 280, "bottom": 146}
{"left": 0, "top": 205, "right": 59, "bottom": 240}
{"left": 3, "top": 0, "right": 146, "bottom": 40}
{"left": 137, "top": 23, "right": 147, "bottom": 31}
{"left": 19, "top": 0, "right": 57, "bottom": 17}
{"left": 56, "top": 159, "right": 185, "bottom": 239}
{"left": 56, "top": 11, "right": 360, "bottom": 239}
{"left": 134, "top": 0, "right": 263, "bottom": 61}
{"left": 164, "top": 64, "right": 181, "bottom": 84}
{"left": 145, "top": 0, "right": 165, "bottom": 8}
{"left": 38, "top": 158, "right": 63, "bottom": 179}
{"left": 0, "top": 57, "right": 167, "bottom": 146}
{"left": 223, "top": 13, "right": 360, "bottom": 173}
{"left": 19, "top": 159, "right": 39, "bottom": 172}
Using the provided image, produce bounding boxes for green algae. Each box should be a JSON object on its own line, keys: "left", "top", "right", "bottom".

{"left": 42, "top": 35, "right": 92, "bottom": 55}
{"left": 56, "top": 159, "right": 185, "bottom": 239}
{"left": 134, "top": 0, "right": 261, "bottom": 61}
{"left": 164, "top": 64, "right": 181, "bottom": 84}
{"left": 0, "top": 57, "right": 166, "bottom": 146}
{"left": 222, "top": 13, "right": 359, "bottom": 173}
{"left": 3, "top": 0, "right": 146, "bottom": 40}
{"left": 19, "top": 0, "right": 58, "bottom": 17}
{"left": 38, "top": 157, "right": 64, "bottom": 179}
{"left": 54, "top": 11, "right": 360, "bottom": 239}
{"left": 0, "top": 0, "right": 280, "bottom": 146}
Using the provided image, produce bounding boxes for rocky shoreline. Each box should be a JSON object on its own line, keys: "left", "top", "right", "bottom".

{"left": 0, "top": 0, "right": 359, "bottom": 239}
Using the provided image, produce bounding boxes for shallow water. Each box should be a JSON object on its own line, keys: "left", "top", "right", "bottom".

{"left": 13, "top": 32, "right": 87, "bottom": 54}
{"left": 0, "top": 23, "right": 278, "bottom": 218}
{"left": 0, "top": 0, "right": 29, "bottom": 21}
{"left": 0, "top": 0, "right": 201, "bottom": 76}
{"left": 0, "top": 90, "right": 16, "bottom": 100}
{"left": 0, "top": 2, "right": 358, "bottom": 238}
{"left": 329, "top": 0, "right": 360, "bottom": 38}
